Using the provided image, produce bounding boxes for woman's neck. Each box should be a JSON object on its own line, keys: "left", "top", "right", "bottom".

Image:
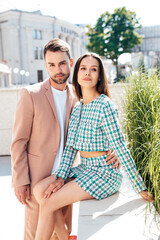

{"left": 81, "top": 88, "right": 100, "bottom": 105}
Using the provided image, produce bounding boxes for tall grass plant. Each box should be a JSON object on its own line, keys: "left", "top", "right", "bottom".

{"left": 123, "top": 71, "right": 160, "bottom": 215}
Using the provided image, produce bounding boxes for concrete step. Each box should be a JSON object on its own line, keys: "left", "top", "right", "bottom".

{"left": 77, "top": 173, "right": 160, "bottom": 240}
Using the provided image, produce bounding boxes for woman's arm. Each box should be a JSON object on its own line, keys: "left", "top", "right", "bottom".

{"left": 55, "top": 103, "right": 81, "bottom": 180}
{"left": 55, "top": 145, "right": 78, "bottom": 180}
{"left": 100, "top": 100, "right": 147, "bottom": 194}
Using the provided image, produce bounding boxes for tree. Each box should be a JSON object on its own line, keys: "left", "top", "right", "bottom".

{"left": 87, "top": 7, "right": 142, "bottom": 81}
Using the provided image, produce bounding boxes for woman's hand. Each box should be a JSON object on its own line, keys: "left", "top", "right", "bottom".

{"left": 139, "top": 191, "right": 154, "bottom": 203}
{"left": 43, "top": 177, "right": 64, "bottom": 199}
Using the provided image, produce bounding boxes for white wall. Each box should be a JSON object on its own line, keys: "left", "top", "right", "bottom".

{"left": 0, "top": 84, "right": 127, "bottom": 155}
{"left": 0, "top": 87, "right": 19, "bottom": 155}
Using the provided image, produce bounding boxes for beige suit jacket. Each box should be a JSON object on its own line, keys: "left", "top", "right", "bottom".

{"left": 11, "top": 79, "right": 77, "bottom": 189}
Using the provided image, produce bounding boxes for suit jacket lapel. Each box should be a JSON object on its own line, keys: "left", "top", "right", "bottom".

{"left": 43, "top": 79, "right": 59, "bottom": 124}
{"left": 43, "top": 79, "right": 73, "bottom": 144}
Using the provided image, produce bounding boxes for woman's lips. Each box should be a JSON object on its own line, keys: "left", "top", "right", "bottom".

{"left": 82, "top": 77, "right": 91, "bottom": 81}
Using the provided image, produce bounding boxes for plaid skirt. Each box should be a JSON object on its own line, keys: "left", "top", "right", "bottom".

{"left": 68, "top": 155, "right": 123, "bottom": 200}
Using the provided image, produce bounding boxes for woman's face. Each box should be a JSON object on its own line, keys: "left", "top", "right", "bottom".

{"left": 77, "top": 56, "right": 100, "bottom": 90}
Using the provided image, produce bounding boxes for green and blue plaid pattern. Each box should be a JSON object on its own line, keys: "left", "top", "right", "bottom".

{"left": 56, "top": 94, "right": 146, "bottom": 196}
{"left": 69, "top": 155, "right": 122, "bottom": 200}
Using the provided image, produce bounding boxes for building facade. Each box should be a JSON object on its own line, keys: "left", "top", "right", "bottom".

{"left": 0, "top": 60, "right": 11, "bottom": 87}
{"left": 0, "top": 10, "right": 87, "bottom": 85}
{"left": 132, "top": 25, "right": 160, "bottom": 69}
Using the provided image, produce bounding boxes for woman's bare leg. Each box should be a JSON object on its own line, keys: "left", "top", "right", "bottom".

{"left": 34, "top": 180, "right": 93, "bottom": 240}
{"left": 33, "top": 175, "right": 71, "bottom": 240}
{"left": 33, "top": 175, "right": 55, "bottom": 204}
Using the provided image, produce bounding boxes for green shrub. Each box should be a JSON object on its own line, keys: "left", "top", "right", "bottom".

{"left": 123, "top": 72, "right": 160, "bottom": 215}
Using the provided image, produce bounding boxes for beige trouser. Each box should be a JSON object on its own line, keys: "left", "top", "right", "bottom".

{"left": 24, "top": 194, "right": 72, "bottom": 240}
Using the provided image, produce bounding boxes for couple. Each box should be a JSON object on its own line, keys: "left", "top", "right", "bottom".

{"left": 11, "top": 38, "right": 153, "bottom": 240}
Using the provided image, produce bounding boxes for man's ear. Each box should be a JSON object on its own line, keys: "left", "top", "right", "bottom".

{"left": 70, "top": 58, "right": 74, "bottom": 67}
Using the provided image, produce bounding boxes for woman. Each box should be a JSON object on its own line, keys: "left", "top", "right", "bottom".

{"left": 33, "top": 53, "right": 153, "bottom": 240}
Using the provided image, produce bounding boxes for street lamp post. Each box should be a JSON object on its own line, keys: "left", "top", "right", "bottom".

{"left": 20, "top": 69, "right": 25, "bottom": 85}
{"left": 25, "top": 71, "right": 30, "bottom": 85}
{"left": 13, "top": 67, "right": 19, "bottom": 86}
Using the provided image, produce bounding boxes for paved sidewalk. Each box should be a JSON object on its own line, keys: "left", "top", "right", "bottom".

{"left": 0, "top": 156, "right": 160, "bottom": 240}
{"left": 0, "top": 156, "right": 79, "bottom": 240}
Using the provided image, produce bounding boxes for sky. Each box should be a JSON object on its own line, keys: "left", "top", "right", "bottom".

{"left": 0, "top": 0, "right": 160, "bottom": 26}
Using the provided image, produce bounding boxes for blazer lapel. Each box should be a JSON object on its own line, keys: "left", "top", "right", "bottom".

{"left": 43, "top": 80, "right": 73, "bottom": 144}
{"left": 43, "top": 79, "right": 59, "bottom": 123}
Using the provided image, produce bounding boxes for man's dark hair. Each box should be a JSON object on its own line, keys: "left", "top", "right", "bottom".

{"left": 44, "top": 38, "right": 71, "bottom": 59}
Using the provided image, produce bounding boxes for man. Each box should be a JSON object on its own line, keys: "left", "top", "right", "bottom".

{"left": 11, "top": 38, "right": 120, "bottom": 240}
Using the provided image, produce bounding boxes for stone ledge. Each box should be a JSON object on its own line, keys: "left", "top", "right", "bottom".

{"left": 77, "top": 173, "right": 160, "bottom": 240}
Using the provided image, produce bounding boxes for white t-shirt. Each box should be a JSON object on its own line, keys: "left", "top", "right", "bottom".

{"left": 51, "top": 86, "right": 67, "bottom": 174}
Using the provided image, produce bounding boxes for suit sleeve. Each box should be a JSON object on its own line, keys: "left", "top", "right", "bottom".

{"left": 100, "top": 101, "right": 146, "bottom": 193}
{"left": 11, "top": 88, "right": 34, "bottom": 187}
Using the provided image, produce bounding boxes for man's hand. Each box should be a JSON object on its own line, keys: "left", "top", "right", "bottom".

{"left": 14, "top": 184, "right": 30, "bottom": 204}
{"left": 43, "top": 177, "right": 64, "bottom": 199}
{"left": 106, "top": 149, "right": 121, "bottom": 169}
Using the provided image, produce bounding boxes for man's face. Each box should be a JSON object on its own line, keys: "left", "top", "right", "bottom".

{"left": 45, "top": 50, "right": 72, "bottom": 85}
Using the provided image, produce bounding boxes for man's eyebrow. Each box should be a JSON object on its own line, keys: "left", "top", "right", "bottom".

{"left": 48, "top": 60, "right": 67, "bottom": 64}
{"left": 60, "top": 60, "right": 67, "bottom": 63}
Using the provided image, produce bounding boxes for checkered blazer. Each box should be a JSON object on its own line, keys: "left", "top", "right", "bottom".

{"left": 56, "top": 94, "right": 146, "bottom": 193}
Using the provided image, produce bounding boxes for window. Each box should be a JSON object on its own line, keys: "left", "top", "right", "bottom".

{"left": 34, "top": 47, "right": 38, "bottom": 59}
{"left": 33, "top": 30, "right": 42, "bottom": 40}
{"left": 34, "top": 47, "right": 43, "bottom": 60}
{"left": 39, "top": 47, "right": 43, "bottom": 59}
{"left": 33, "top": 30, "right": 37, "bottom": 39}
{"left": 37, "top": 30, "right": 42, "bottom": 40}
{"left": 37, "top": 70, "right": 43, "bottom": 82}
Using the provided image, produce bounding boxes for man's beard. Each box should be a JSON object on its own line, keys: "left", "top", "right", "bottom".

{"left": 50, "top": 73, "right": 70, "bottom": 85}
